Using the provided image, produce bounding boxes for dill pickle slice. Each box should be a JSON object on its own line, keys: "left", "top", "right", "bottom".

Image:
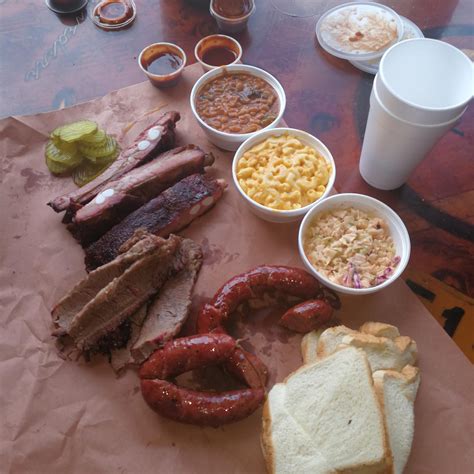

{"left": 45, "top": 140, "right": 83, "bottom": 168}
{"left": 79, "top": 136, "right": 118, "bottom": 161}
{"left": 72, "top": 157, "right": 115, "bottom": 187}
{"left": 79, "top": 129, "right": 107, "bottom": 145}
{"left": 58, "top": 120, "right": 98, "bottom": 143}
{"left": 45, "top": 155, "right": 69, "bottom": 175}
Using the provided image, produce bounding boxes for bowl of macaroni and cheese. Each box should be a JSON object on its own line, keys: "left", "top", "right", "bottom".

{"left": 190, "top": 64, "right": 286, "bottom": 151}
{"left": 298, "top": 193, "right": 410, "bottom": 295}
{"left": 232, "top": 128, "right": 336, "bottom": 223}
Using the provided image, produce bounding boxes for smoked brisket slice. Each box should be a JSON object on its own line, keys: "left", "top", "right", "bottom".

{"left": 110, "top": 304, "right": 148, "bottom": 374}
{"left": 131, "top": 238, "right": 203, "bottom": 364}
{"left": 67, "top": 234, "right": 182, "bottom": 352}
{"left": 84, "top": 173, "right": 226, "bottom": 271}
{"left": 68, "top": 145, "right": 215, "bottom": 246}
{"left": 47, "top": 111, "right": 180, "bottom": 213}
{"left": 51, "top": 233, "right": 165, "bottom": 336}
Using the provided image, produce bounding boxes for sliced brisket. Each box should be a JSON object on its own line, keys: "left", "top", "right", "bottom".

{"left": 131, "top": 238, "right": 203, "bottom": 364}
{"left": 68, "top": 145, "right": 215, "bottom": 246}
{"left": 47, "top": 111, "right": 180, "bottom": 213}
{"left": 84, "top": 173, "right": 226, "bottom": 271}
{"left": 51, "top": 233, "right": 165, "bottom": 335}
{"left": 67, "top": 234, "right": 182, "bottom": 352}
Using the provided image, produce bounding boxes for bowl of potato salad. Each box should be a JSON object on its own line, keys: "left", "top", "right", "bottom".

{"left": 232, "top": 128, "right": 336, "bottom": 223}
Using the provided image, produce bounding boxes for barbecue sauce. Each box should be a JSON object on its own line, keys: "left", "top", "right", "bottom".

{"left": 202, "top": 46, "right": 237, "bottom": 66}
{"left": 213, "top": 0, "right": 252, "bottom": 18}
{"left": 144, "top": 53, "right": 183, "bottom": 76}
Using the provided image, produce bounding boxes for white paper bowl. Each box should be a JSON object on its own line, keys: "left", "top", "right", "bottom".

{"left": 298, "top": 193, "right": 410, "bottom": 294}
{"left": 232, "top": 128, "right": 336, "bottom": 223}
{"left": 190, "top": 64, "right": 286, "bottom": 151}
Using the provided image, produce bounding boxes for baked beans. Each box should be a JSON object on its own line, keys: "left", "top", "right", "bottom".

{"left": 195, "top": 72, "right": 279, "bottom": 134}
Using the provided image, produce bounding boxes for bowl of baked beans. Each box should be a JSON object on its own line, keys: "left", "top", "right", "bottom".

{"left": 190, "top": 64, "right": 286, "bottom": 151}
{"left": 232, "top": 127, "right": 336, "bottom": 223}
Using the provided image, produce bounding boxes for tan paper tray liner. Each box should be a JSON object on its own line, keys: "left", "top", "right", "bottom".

{"left": 0, "top": 63, "right": 472, "bottom": 473}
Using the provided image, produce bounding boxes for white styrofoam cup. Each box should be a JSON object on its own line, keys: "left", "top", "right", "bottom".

{"left": 360, "top": 38, "right": 472, "bottom": 190}
{"left": 359, "top": 79, "right": 464, "bottom": 190}
{"left": 377, "top": 39, "right": 473, "bottom": 125}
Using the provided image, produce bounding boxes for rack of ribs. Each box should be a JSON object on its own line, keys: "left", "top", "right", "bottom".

{"left": 68, "top": 145, "right": 215, "bottom": 246}
{"left": 84, "top": 173, "right": 226, "bottom": 271}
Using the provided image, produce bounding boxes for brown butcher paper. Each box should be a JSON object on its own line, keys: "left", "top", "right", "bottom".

{"left": 0, "top": 63, "right": 473, "bottom": 473}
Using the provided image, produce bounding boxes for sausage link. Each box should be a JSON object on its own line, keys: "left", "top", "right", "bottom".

{"left": 210, "top": 265, "right": 322, "bottom": 321}
{"left": 224, "top": 348, "right": 269, "bottom": 389}
{"left": 140, "top": 379, "right": 265, "bottom": 427}
{"left": 139, "top": 333, "right": 236, "bottom": 380}
{"left": 279, "top": 299, "right": 333, "bottom": 333}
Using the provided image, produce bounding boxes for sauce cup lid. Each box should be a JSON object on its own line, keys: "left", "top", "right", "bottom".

{"left": 92, "top": 0, "right": 137, "bottom": 30}
{"left": 315, "top": 1, "right": 404, "bottom": 62}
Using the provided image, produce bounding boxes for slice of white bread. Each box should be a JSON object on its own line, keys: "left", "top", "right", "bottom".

{"left": 302, "top": 323, "right": 418, "bottom": 373}
{"left": 372, "top": 365, "right": 421, "bottom": 474}
{"left": 339, "top": 333, "right": 418, "bottom": 372}
{"left": 262, "top": 347, "right": 392, "bottom": 474}
{"left": 360, "top": 322, "right": 400, "bottom": 339}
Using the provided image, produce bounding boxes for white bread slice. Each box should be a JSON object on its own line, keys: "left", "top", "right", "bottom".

{"left": 316, "top": 325, "right": 358, "bottom": 360}
{"left": 262, "top": 347, "right": 392, "bottom": 473}
{"left": 372, "top": 366, "right": 421, "bottom": 474}
{"left": 261, "top": 384, "right": 332, "bottom": 473}
{"left": 339, "top": 333, "right": 418, "bottom": 372}
{"left": 301, "top": 329, "right": 322, "bottom": 365}
{"left": 359, "top": 322, "right": 400, "bottom": 339}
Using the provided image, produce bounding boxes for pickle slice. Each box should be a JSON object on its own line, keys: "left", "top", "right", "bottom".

{"left": 45, "top": 155, "right": 70, "bottom": 175}
{"left": 79, "top": 136, "right": 118, "bottom": 162}
{"left": 45, "top": 140, "right": 83, "bottom": 168}
{"left": 72, "top": 156, "right": 116, "bottom": 187}
{"left": 79, "top": 129, "right": 107, "bottom": 145}
{"left": 57, "top": 120, "right": 98, "bottom": 143}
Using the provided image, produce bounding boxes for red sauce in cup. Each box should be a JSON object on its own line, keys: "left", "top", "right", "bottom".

{"left": 202, "top": 46, "right": 237, "bottom": 67}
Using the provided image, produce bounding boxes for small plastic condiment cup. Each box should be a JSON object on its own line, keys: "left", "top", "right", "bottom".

{"left": 138, "top": 42, "right": 187, "bottom": 89}
{"left": 232, "top": 128, "right": 336, "bottom": 223}
{"left": 190, "top": 64, "right": 286, "bottom": 151}
{"left": 315, "top": 2, "right": 403, "bottom": 62}
{"left": 92, "top": 0, "right": 137, "bottom": 30}
{"left": 298, "top": 193, "right": 411, "bottom": 295}
{"left": 210, "top": 0, "right": 256, "bottom": 34}
{"left": 195, "top": 35, "right": 242, "bottom": 72}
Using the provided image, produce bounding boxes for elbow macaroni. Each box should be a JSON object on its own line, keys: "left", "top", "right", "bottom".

{"left": 237, "top": 134, "right": 332, "bottom": 210}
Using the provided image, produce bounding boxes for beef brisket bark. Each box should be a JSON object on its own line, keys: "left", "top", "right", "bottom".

{"left": 84, "top": 173, "right": 226, "bottom": 271}
{"left": 67, "top": 234, "right": 182, "bottom": 352}
{"left": 131, "top": 238, "right": 203, "bottom": 364}
{"left": 68, "top": 145, "right": 215, "bottom": 246}
{"left": 47, "top": 111, "right": 180, "bottom": 213}
{"left": 51, "top": 233, "right": 165, "bottom": 336}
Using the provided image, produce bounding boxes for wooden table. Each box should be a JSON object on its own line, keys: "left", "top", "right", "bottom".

{"left": 1, "top": 0, "right": 473, "bottom": 297}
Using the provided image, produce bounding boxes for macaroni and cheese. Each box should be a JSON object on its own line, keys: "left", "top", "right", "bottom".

{"left": 237, "top": 134, "right": 331, "bottom": 210}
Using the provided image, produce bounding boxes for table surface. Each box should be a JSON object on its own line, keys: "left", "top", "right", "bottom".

{"left": 1, "top": 0, "right": 473, "bottom": 297}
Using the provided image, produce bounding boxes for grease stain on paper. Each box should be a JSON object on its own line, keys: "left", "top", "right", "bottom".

{"left": 200, "top": 238, "right": 240, "bottom": 266}
{"left": 21, "top": 168, "right": 48, "bottom": 193}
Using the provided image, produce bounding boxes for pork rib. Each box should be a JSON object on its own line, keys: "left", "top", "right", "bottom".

{"left": 68, "top": 234, "right": 182, "bottom": 352}
{"left": 51, "top": 233, "right": 165, "bottom": 336}
{"left": 68, "top": 145, "right": 214, "bottom": 246}
{"left": 47, "top": 111, "right": 180, "bottom": 213}
{"left": 131, "top": 238, "right": 203, "bottom": 364}
{"left": 84, "top": 173, "right": 226, "bottom": 271}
